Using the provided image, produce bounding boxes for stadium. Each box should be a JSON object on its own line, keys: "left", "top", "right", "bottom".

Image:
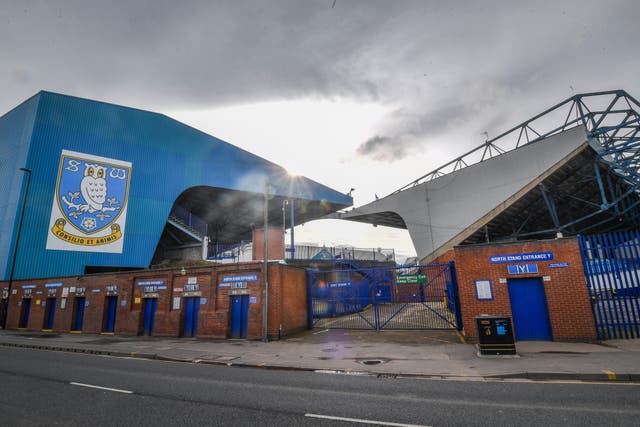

{"left": 1, "top": 90, "right": 638, "bottom": 341}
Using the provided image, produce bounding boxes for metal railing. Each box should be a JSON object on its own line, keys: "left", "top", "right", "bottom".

{"left": 169, "top": 205, "right": 208, "bottom": 237}
{"left": 289, "top": 245, "right": 395, "bottom": 262}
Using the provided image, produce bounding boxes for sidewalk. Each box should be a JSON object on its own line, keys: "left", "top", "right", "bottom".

{"left": 1, "top": 329, "right": 639, "bottom": 382}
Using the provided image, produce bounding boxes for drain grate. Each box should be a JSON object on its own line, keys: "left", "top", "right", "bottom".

{"left": 359, "top": 359, "right": 386, "bottom": 365}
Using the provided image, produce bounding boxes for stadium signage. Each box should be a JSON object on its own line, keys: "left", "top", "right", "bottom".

{"left": 489, "top": 251, "right": 553, "bottom": 264}
{"left": 396, "top": 274, "right": 427, "bottom": 284}
{"left": 46, "top": 150, "right": 132, "bottom": 254}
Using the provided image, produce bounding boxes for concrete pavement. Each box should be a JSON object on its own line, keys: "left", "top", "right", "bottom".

{"left": 1, "top": 329, "right": 638, "bottom": 382}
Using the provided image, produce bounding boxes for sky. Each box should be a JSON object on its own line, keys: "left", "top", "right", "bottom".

{"left": 2, "top": 0, "right": 639, "bottom": 261}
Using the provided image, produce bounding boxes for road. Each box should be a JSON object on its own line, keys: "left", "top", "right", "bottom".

{"left": 0, "top": 347, "right": 638, "bottom": 426}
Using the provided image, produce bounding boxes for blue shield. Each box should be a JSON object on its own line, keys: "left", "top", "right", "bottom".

{"left": 56, "top": 153, "right": 130, "bottom": 235}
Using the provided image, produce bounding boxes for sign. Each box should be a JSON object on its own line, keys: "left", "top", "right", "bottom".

{"left": 231, "top": 282, "right": 247, "bottom": 289}
{"left": 62, "top": 288, "right": 69, "bottom": 297}
{"left": 249, "top": 296, "right": 257, "bottom": 304}
{"left": 230, "top": 289, "right": 250, "bottom": 295}
{"left": 45, "top": 282, "right": 63, "bottom": 289}
{"left": 22, "top": 284, "right": 38, "bottom": 289}
{"left": 490, "top": 251, "right": 553, "bottom": 264}
{"left": 222, "top": 274, "right": 258, "bottom": 283}
{"left": 172, "top": 297, "right": 181, "bottom": 310}
{"left": 328, "top": 281, "right": 352, "bottom": 288}
{"left": 475, "top": 280, "right": 493, "bottom": 300}
{"left": 137, "top": 280, "right": 165, "bottom": 287}
{"left": 106, "top": 285, "right": 118, "bottom": 294}
{"left": 507, "top": 264, "right": 539, "bottom": 274}
{"left": 134, "top": 297, "right": 141, "bottom": 304}
{"left": 91, "top": 289, "right": 101, "bottom": 293}
{"left": 184, "top": 284, "right": 199, "bottom": 292}
{"left": 543, "top": 276, "right": 551, "bottom": 282}
{"left": 199, "top": 298, "right": 207, "bottom": 305}
{"left": 396, "top": 274, "right": 427, "bottom": 284}
{"left": 187, "top": 277, "right": 197, "bottom": 285}
{"left": 173, "top": 287, "right": 183, "bottom": 293}
{"left": 46, "top": 149, "right": 132, "bottom": 254}
{"left": 60, "top": 298, "right": 66, "bottom": 309}
{"left": 549, "top": 262, "right": 569, "bottom": 268}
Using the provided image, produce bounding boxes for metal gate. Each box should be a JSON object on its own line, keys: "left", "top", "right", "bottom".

{"left": 307, "top": 262, "right": 462, "bottom": 330}
{"left": 578, "top": 230, "right": 640, "bottom": 339}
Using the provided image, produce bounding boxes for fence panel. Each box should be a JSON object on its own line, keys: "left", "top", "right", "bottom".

{"left": 578, "top": 230, "right": 640, "bottom": 339}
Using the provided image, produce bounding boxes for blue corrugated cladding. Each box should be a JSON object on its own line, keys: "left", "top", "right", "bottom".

{"left": 0, "top": 95, "right": 40, "bottom": 279}
{"left": 5, "top": 91, "right": 351, "bottom": 280}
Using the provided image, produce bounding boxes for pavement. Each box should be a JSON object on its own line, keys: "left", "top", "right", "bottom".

{"left": 1, "top": 328, "right": 639, "bottom": 383}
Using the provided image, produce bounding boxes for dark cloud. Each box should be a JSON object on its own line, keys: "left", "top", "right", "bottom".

{"left": 1, "top": 0, "right": 639, "bottom": 150}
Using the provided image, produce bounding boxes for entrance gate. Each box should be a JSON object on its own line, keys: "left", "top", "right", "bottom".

{"left": 578, "top": 230, "right": 640, "bottom": 339}
{"left": 307, "top": 262, "right": 462, "bottom": 330}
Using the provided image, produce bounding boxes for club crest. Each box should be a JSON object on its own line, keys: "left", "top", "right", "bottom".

{"left": 46, "top": 150, "right": 132, "bottom": 253}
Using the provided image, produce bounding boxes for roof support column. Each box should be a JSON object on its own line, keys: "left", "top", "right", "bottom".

{"left": 538, "top": 184, "right": 562, "bottom": 233}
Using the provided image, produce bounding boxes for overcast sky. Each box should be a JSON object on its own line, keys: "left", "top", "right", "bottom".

{"left": 2, "top": 1, "right": 638, "bottom": 260}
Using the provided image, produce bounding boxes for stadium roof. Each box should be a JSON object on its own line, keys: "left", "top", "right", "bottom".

{"left": 334, "top": 90, "right": 640, "bottom": 261}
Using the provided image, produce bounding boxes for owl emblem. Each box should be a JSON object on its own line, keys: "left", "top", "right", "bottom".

{"left": 80, "top": 163, "right": 108, "bottom": 212}
{"left": 60, "top": 158, "right": 124, "bottom": 232}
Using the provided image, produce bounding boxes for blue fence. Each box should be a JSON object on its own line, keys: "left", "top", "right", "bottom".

{"left": 307, "top": 262, "right": 462, "bottom": 331}
{"left": 578, "top": 230, "right": 640, "bottom": 339}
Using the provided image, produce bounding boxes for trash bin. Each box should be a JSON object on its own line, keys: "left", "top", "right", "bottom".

{"left": 475, "top": 315, "right": 516, "bottom": 355}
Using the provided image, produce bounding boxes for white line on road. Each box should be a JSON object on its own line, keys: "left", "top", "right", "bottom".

{"left": 70, "top": 382, "right": 133, "bottom": 394}
{"left": 305, "top": 413, "right": 430, "bottom": 427}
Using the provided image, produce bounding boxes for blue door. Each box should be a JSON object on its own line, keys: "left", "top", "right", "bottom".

{"left": 508, "top": 278, "right": 553, "bottom": 340}
{"left": 142, "top": 298, "right": 158, "bottom": 336}
{"left": 183, "top": 297, "right": 200, "bottom": 337}
{"left": 230, "top": 295, "right": 249, "bottom": 338}
{"left": 103, "top": 296, "right": 117, "bottom": 332}
{"left": 43, "top": 298, "right": 56, "bottom": 330}
{"left": 72, "top": 297, "right": 85, "bottom": 331}
{"left": 19, "top": 299, "right": 31, "bottom": 328}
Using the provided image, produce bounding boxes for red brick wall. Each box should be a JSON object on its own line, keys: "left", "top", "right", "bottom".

{"left": 1, "top": 262, "right": 308, "bottom": 340}
{"left": 454, "top": 238, "right": 596, "bottom": 341}
{"left": 252, "top": 227, "right": 285, "bottom": 260}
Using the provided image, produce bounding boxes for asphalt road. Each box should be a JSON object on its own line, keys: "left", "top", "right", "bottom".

{"left": 0, "top": 347, "right": 638, "bottom": 426}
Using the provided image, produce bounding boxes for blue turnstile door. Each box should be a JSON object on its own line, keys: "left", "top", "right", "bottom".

{"left": 103, "top": 296, "right": 117, "bottom": 333}
{"left": 142, "top": 298, "right": 158, "bottom": 336}
{"left": 72, "top": 297, "right": 85, "bottom": 331}
{"left": 19, "top": 299, "right": 31, "bottom": 328}
{"left": 508, "top": 278, "right": 553, "bottom": 340}
{"left": 43, "top": 298, "right": 56, "bottom": 330}
{"left": 183, "top": 297, "right": 200, "bottom": 337}
{"left": 230, "top": 295, "right": 249, "bottom": 338}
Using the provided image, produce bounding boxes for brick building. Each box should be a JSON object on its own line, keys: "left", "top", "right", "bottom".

{"left": 435, "top": 238, "right": 597, "bottom": 342}
{"left": 2, "top": 262, "right": 307, "bottom": 340}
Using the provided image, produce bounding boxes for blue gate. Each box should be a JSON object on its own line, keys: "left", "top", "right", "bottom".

{"left": 578, "top": 230, "right": 640, "bottom": 339}
{"left": 307, "top": 262, "right": 462, "bottom": 330}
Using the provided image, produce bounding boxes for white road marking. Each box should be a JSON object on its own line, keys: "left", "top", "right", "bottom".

{"left": 70, "top": 382, "right": 133, "bottom": 394}
{"left": 305, "top": 413, "right": 430, "bottom": 427}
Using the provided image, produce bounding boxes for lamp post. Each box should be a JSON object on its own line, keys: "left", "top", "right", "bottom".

{"left": 262, "top": 178, "right": 269, "bottom": 342}
{"left": 2, "top": 167, "right": 32, "bottom": 329}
